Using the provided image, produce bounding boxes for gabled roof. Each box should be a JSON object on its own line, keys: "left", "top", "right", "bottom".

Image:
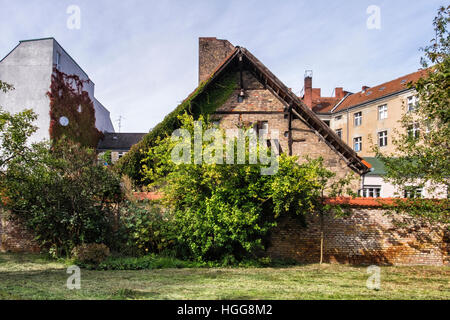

{"left": 201, "top": 46, "right": 370, "bottom": 174}
{"left": 118, "top": 44, "right": 371, "bottom": 176}
{"left": 329, "top": 69, "right": 429, "bottom": 113}
{"left": 98, "top": 132, "right": 147, "bottom": 151}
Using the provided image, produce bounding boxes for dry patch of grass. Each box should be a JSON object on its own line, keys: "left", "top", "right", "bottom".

{"left": 0, "top": 253, "right": 448, "bottom": 300}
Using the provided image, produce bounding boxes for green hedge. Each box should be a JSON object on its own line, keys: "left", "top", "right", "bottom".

{"left": 115, "top": 71, "right": 238, "bottom": 185}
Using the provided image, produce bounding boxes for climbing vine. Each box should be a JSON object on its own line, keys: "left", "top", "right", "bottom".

{"left": 47, "top": 68, "right": 103, "bottom": 148}
{"left": 116, "top": 70, "right": 238, "bottom": 185}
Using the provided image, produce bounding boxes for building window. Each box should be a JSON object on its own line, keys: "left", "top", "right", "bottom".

{"left": 353, "top": 137, "right": 362, "bottom": 152}
{"left": 354, "top": 112, "right": 362, "bottom": 126}
{"left": 378, "top": 130, "right": 388, "bottom": 147}
{"left": 335, "top": 115, "right": 342, "bottom": 121}
{"left": 360, "top": 186, "right": 381, "bottom": 198}
{"left": 404, "top": 187, "right": 423, "bottom": 199}
{"left": 118, "top": 152, "right": 126, "bottom": 159}
{"left": 378, "top": 104, "right": 388, "bottom": 120}
{"left": 238, "top": 90, "right": 245, "bottom": 103}
{"left": 407, "top": 95, "right": 418, "bottom": 112}
{"left": 324, "top": 120, "right": 330, "bottom": 127}
{"left": 408, "top": 123, "right": 420, "bottom": 139}
{"left": 335, "top": 129, "right": 342, "bottom": 139}
{"left": 56, "top": 51, "right": 61, "bottom": 69}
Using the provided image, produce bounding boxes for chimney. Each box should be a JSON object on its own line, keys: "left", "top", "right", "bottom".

{"left": 312, "top": 88, "right": 321, "bottom": 101}
{"left": 335, "top": 87, "right": 345, "bottom": 99}
{"left": 304, "top": 75, "right": 313, "bottom": 108}
{"left": 198, "top": 37, "right": 235, "bottom": 84}
{"left": 362, "top": 86, "right": 370, "bottom": 93}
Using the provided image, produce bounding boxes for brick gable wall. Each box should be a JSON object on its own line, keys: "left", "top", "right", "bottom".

{"left": 213, "top": 70, "right": 359, "bottom": 189}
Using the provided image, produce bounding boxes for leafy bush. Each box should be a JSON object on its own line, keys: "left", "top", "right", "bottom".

{"left": 141, "top": 114, "right": 353, "bottom": 262}
{"left": 2, "top": 138, "right": 123, "bottom": 256}
{"left": 119, "top": 201, "right": 176, "bottom": 256}
{"left": 72, "top": 243, "right": 111, "bottom": 265}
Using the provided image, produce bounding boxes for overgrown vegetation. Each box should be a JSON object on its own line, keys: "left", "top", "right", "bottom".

{"left": 375, "top": 6, "right": 450, "bottom": 223}
{"left": 137, "top": 113, "right": 355, "bottom": 262}
{"left": 1, "top": 138, "right": 123, "bottom": 256}
{"left": 115, "top": 71, "right": 238, "bottom": 185}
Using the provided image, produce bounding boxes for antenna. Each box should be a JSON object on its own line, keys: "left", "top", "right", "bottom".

{"left": 116, "top": 115, "right": 125, "bottom": 133}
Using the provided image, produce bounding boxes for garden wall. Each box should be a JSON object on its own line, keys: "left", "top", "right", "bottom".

{"left": 0, "top": 211, "right": 39, "bottom": 253}
{"left": 267, "top": 205, "right": 449, "bottom": 266}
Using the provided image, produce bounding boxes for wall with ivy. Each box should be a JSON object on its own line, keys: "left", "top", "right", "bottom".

{"left": 47, "top": 68, "right": 103, "bottom": 148}
{"left": 116, "top": 70, "right": 238, "bottom": 184}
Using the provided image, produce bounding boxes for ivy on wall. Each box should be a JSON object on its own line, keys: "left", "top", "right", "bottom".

{"left": 47, "top": 68, "right": 103, "bottom": 148}
{"left": 115, "top": 70, "right": 238, "bottom": 185}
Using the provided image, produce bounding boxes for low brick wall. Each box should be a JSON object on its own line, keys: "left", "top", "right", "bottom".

{"left": 1, "top": 201, "right": 448, "bottom": 266}
{"left": 0, "top": 211, "right": 39, "bottom": 253}
{"left": 267, "top": 208, "right": 449, "bottom": 266}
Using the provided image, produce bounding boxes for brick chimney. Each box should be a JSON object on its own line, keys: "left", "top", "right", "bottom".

{"left": 198, "top": 37, "right": 235, "bottom": 84}
{"left": 304, "top": 76, "right": 313, "bottom": 108}
{"left": 335, "top": 87, "right": 345, "bottom": 99}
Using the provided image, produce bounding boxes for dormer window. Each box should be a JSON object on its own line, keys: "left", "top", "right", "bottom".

{"left": 238, "top": 90, "right": 245, "bottom": 103}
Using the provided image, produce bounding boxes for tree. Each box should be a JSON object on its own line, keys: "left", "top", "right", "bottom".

{"left": 0, "top": 81, "right": 39, "bottom": 172}
{"left": 376, "top": 6, "right": 450, "bottom": 222}
{"left": 142, "top": 113, "right": 355, "bottom": 262}
{"left": 2, "top": 138, "right": 123, "bottom": 256}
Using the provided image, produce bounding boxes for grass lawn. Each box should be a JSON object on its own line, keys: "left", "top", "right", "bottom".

{"left": 0, "top": 253, "right": 448, "bottom": 300}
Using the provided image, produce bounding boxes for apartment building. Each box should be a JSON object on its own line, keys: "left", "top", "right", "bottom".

{"left": 303, "top": 70, "right": 446, "bottom": 198}
{"left": 305, "top": 70, "right": 427, "bottom": 157}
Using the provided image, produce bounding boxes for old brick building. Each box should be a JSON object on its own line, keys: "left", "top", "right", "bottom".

{"left": 197, "top": 38, "right": 370, "bottom": 184}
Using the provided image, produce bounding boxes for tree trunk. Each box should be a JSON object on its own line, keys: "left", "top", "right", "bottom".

{"left": 319, "top": 211, "right": 324, "bottom": 265}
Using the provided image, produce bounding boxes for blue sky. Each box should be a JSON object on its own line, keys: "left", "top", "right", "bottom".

{"left": 0, "top": 0, "right": 446, "bottom": 132}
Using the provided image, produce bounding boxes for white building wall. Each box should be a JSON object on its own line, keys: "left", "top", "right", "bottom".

{"left": 363, "top": 175, "right": 447, "bottom": 199}
{"left": 0, "top": 38, "right": 114, "bottom": 145}
{"left": 0, "top": 39, "right": 54, "bottom": 143}
{"left": 53, "top": 40, "right": 114, "bottom": 133}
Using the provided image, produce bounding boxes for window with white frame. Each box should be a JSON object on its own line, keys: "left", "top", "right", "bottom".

{"left": 353, "top": 137, "right": 362, "bottom": 152}
{"left": 408, "top": 123, "right": 420, "bottom": 139}
{"left": 404, "top": 187, "right": 423, "bottom": 198}
{"left": 378, "top": 104, "right": 388, "bottom": 120}
{"left": 378, "top": 130, "right": 388, "bottom": 147}
{"left": 354, "top": 112, "right": 362, "bottom": 126}
{"left": 407, "top": 95, "right": 418, "bottom": 112}
{"left": 360, "top": 186, "right": 381, "bottom": 198}
{"left": 335, "top": 128, "right": 342, "bottom": 139}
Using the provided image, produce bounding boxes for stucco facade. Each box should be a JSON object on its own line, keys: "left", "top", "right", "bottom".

{"left": 0, "top": 38, "right": 114, "bottom": 145}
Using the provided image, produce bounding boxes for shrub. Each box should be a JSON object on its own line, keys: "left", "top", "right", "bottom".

{"left": 141, "top": 114, "right": 353, "bottom": 262}
{"left": 72, "top": 243, "right": 111, "bottom": 265}
{"left": 119, "top": 200, "right": 177, "bottom": 256}
{"left": 2, "top": 138, "right": 123, "bottom": 256}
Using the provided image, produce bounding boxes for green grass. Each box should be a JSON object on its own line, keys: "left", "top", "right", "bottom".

{"left": 0, "top": 253, "right": 448, "bottom": 300}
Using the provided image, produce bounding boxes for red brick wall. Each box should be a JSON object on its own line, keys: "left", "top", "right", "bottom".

{"left": 267, "top": 208, "right": 449, "bottom": 266}
{"left": 213, "top": 70, "right": 359, "bottom": 188}
{"left": 199, "top": 37, "right": 235, "bottom": 84}
{"left": 0, "top": 212, "right": 39, "bottom": 253}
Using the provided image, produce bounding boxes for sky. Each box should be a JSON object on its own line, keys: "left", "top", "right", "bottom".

{"left": 0, "top": 0, "right": 446, "bottom": 133}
